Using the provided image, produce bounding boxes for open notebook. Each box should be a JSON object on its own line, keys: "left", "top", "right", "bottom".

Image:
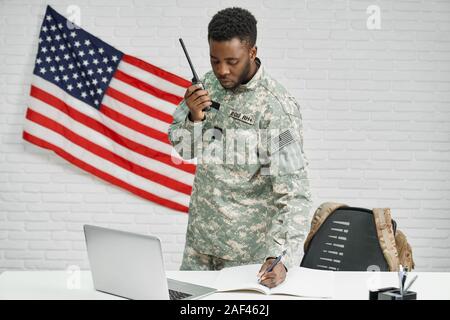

{"left": 213, "top": 264, "right": 334, "bottom": 298}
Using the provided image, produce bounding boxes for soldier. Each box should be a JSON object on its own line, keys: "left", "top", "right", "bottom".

{"left": 169, "top": 7, "right": 312, "bottom": 289}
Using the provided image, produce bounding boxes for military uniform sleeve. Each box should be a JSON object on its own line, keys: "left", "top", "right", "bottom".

{"left": 168, "top": 72, "right": 215, "bottom": 160}
{"left": 263, "top": 95, "right": 313, "bottom": 269}
{"left": 168, "top": 98, "right": 208, "bottom": 160}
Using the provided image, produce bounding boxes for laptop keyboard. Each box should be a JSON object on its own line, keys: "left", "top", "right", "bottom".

{"left": 169, "top": 289, "right": 192, "bottom": 300}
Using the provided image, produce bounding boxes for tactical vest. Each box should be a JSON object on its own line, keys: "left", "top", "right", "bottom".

{"left": 303, "top": 202, "right": 415, "bottom": 271}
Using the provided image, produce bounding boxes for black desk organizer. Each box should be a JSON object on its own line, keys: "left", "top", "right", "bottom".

{"left": 369, "top": 287, "right": 417, "bottom": 300}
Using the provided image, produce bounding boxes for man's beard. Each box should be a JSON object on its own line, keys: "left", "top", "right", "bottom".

{"left": 221, "top": 59, "right": 251, "bottom": 90}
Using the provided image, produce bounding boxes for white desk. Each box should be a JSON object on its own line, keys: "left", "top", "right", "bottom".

{"left": 0, "top": 270, "right": 449, "bottom": 300}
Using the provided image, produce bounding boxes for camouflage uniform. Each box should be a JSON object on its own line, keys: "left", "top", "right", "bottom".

{"left": 169, "top": 58, "right": 313, "bottom": 270}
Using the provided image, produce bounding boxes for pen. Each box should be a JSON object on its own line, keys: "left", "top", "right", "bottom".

{"left": 404, "top": 275, "right": 418, "bottom": 292}
{"left": 402, "top": 266, "right": 408, "bottom": 295}
{"left": 399, "top": 265, "right": 404, "bottom": 296}
{"left": 257, "top": 250, "right": 287, "bottom": 283}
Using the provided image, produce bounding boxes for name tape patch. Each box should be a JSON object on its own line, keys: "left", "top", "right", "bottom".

{"left": 229, "top": 110, "right": 255, "bottom": 125}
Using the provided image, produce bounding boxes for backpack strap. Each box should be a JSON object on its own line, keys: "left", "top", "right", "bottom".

{"left": 372, "top": 208, "right": 400, "bottom": 271}
{"left": 303, "top": 202, "right": 348, "bottom": 253}
{"left": 395, "top": 230, "right": 415, "bottom": 270}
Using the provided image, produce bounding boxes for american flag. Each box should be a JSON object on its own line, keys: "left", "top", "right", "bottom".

{"left": 23, "top": 6, "right": 196, "bottom": 213}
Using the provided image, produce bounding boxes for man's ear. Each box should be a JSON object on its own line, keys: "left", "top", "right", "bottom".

{"left": 250, "top": 46, "right": 257, "bottom": 61}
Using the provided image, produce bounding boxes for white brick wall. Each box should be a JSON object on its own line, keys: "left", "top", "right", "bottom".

{"left": 0, "top": 0, "right": 449, "bottom": 272}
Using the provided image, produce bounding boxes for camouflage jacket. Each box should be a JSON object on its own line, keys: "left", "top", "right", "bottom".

{"left": 168, "top": 59, "right": 312, "bottom": 268}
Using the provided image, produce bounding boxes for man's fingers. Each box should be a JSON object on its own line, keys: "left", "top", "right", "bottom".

{"left": 197, "top": 101, "right": 212, "bottom": 110}
{"left": 257, "top": 262, "right": 270, "bottom": 277}
{"left": 194, "top": 94, "right": 211, "bottom": 104}
{"left": 260, "top": 271, "right": 275, "bottom": 282}
{"left": 260, "top": 277, "right": 276, "bottom": 288}
{"left": 257, "top": 259, "right": 276, "bottom": 278}
{"left": 185, "top": 84, "right": 202, "bottom": 98}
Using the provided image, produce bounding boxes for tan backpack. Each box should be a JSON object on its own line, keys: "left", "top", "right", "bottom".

{"left": 303, "top": 202, "right": 415, "bottom": 271}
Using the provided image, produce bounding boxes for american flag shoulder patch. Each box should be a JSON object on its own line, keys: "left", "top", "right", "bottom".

{"left": 270, "top": 128, "right": 296, "bottom": 154}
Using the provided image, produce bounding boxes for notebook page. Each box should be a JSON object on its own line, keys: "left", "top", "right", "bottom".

{"left": 213, "top": 264, "right": 270, "bottom": 294}
{"left": 270, "top": 266, "right": 334, "bottom": 298}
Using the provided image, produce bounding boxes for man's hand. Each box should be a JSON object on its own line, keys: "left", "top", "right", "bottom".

{"left": 256, "top": 258, "right": 287, "bottom": 289}
{"left": 184, "top": 84, "right": 212, "bottom": 122}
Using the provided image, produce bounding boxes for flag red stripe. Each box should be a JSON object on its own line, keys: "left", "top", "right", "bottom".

{"left": 31, "top": 85, "right": 168, "bottom": 145}
{"left": 100, "top": 103, "right": 169, "bottom": 144}
{"left": 114, "top": 69, "right": 183, "bottom": 106}
{"left": 23, "top": 131, "right": 189, "bottom": 213}
{"left": 106, "top": 86, "right": 173, "bottom": 124}
{"left": 30, "top": 85, "right": 196, "bottom": 174}
{"left": 122, "top": 54, "right": 191, "bottom": 89}
{"left": 26, "top": 108, "right": 193, "bottom": 195}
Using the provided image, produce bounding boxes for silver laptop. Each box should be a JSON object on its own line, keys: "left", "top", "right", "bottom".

{"left": 83, "top": 225, "right": 216, "bottom": 300}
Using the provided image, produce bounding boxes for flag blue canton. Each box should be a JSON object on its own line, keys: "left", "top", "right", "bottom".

{"left": 33, "top": 6, "right": 124, "bottom": 109}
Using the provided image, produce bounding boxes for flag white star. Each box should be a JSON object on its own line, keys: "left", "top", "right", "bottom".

{"left": 84, "top": 39, "right": 91, "bottom": 46}
{"left": 74, "top": 41, "right": 81, "bottom": 48}
{"left": 70, "top": 31, "right": 77, "bottom": 38}
{"left": 46, "top": 15, "right": 52, "bottom": 21}
{"left": 67, "top": 84, "right": 73, "bottom": 91}
{"left": 54, "top": 76, "right": 60, "bottom": 82}
{"left": 81, "top": 92, "right": 87, "bottom": 98}
{"left": 39, "top": 67, "right": 46, "bottom": 74}
{"left": 98, "top": 47, "right": 104, "bottom": 54}
{"left": 111, "top": 55, "right": 118, "bottom": 62}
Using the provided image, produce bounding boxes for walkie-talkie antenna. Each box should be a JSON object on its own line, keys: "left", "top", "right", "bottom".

{"left": 178, "top": 38, "right": 220, "bottom": 112}
{"left": 179, "top": 38, "right": 200, "bottom": 83}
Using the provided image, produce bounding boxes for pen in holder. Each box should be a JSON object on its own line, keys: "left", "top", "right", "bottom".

{"left": 369, "top": 266, "right": 418, "bottom": 300}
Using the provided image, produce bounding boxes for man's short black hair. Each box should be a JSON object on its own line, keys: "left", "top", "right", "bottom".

{"left": 208, "top": 7, "right": 257, "bottom": 47}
